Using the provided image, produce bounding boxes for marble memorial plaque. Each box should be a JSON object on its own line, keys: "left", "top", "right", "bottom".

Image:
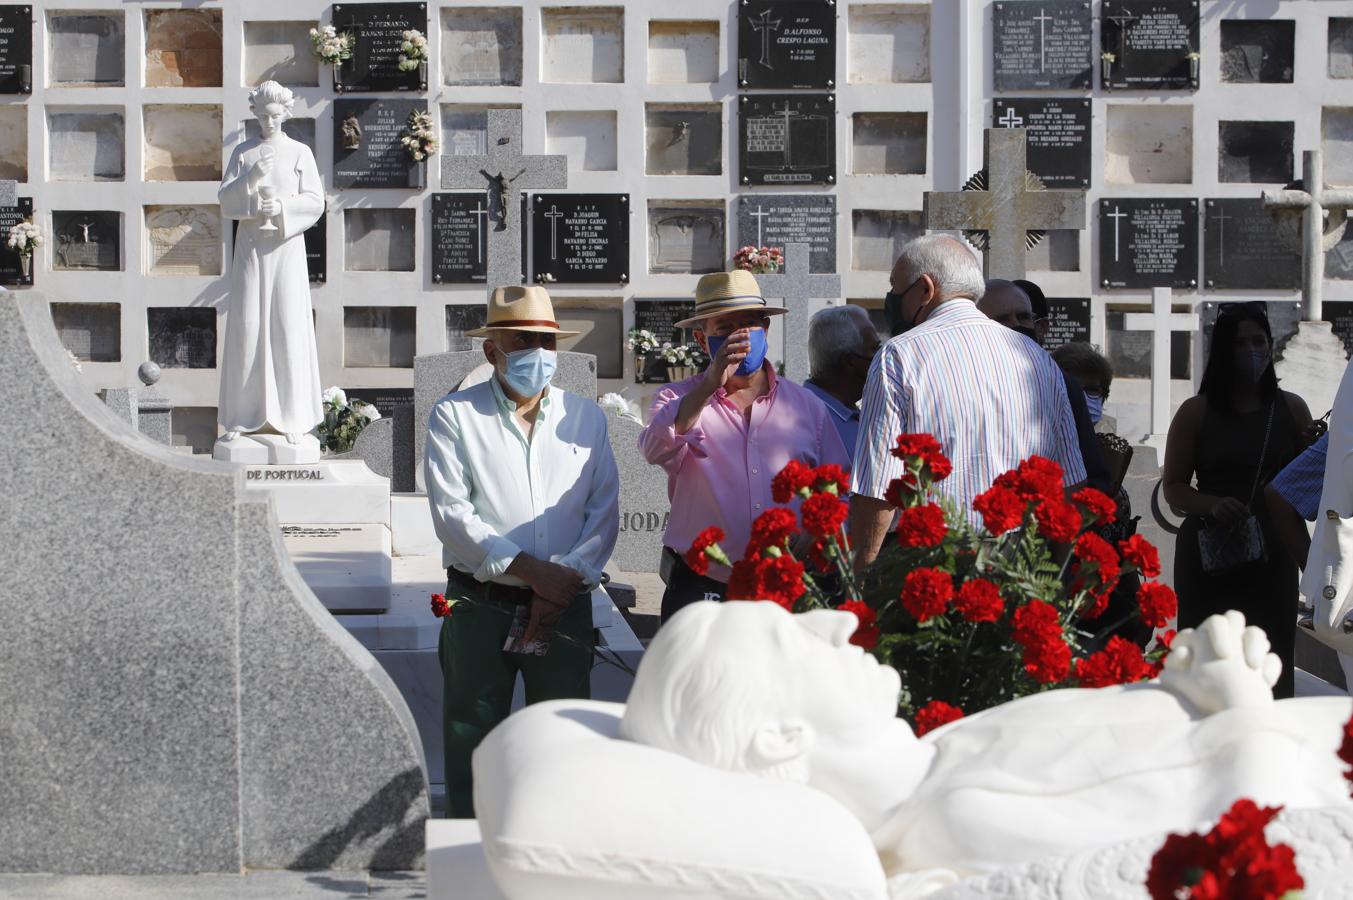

{"left": 992, "top": 0, "right": 1092, "bottom": 91}
{"left": 645, "top": 105, "right": 721, "bottom": 176}
{"left": 441, "top": 7, "right": 521, "bottom": 86}
{"left": 445, "top": 305, "right": 487, "bottom": 351}
{"left": 143, "top": 104, "right": 223, "bottom": 182}
{"left": 540, "top": 8, "right": 624, "bottom": 84}
{"left": 1218, "top": 120, "right": 1293, "bottom": 184}
{"left": 48, "top": 109, "right": 124, "bottom": 181}
{"left": 1201, "top": 300, "right": 1300, "bottom": 365}
{"left": 648, "top": 20, "right": 719, "bottom": 84}
{"left": 1322, "top": 301, "right": 1353, "bottom": 357}
{"left": 1106, "top": 309, "right": 1189, "bottom": 379}
{"left": 531, "top": 193, "right": 629, "bottom": 284}
{"left": 0, "top": 4, "right": 32, "bottom": 94}
{"left": 48, "top": 12, "right": 123, "bottom": 86}
{"left": 148, "top": 307, "right": 216, "bottom": 369}
{"left": 633, "top": 298, "right": 696, "bottom": 383}
{"left": 1219, "top": 19, "right": 1294, "bottom": 84}
{"left": 648, "top": 204, "right": 724, "bottom": 275}
{"left": 332, "top": 2, "right": 427, "bottom": 93}
{"left": 145, "top": 205, "right": 222, "bottom": 277}
{"left": 144, "top": 9, "right": 222, "bottom": 88}
{"left": 51, "top": 301, "right": 120, "bottom": 362}
{"left": 737, "top": 0, "right": 835, "bottom": 90}
{"left": 332, "top": 98, "right": 425, "bottom": 189}
{"left": 1098, "top": 198, "right": 1198, "bottom": 290}
{"left": 737, "top": 195, "right": 836, "bottom": 272}
{"left": 847, "top": 5, "right": 929, "bottom": 84}
{"left": 738, "top": 93, "right": 835, "bottom": 186}
{"left": 1101, "top": 1, "right": 1200, "bottom": 91}
{"left": 1203, "top": 198, "right": 1299, "bottom": 290}
{"left": 52, "top": 210, "right": 119, "bottom": 271}
{"left": 1044, "top": 297, "right": 1091, "bottom": 351}
{"left": 0, "top": 197, "right": 32, "bottom": 285}
{"left": 992, "top": 98, "right": 1091, "bottom": 188}
{"left": 430, "top": 192, "right": 489, "bottom": 284}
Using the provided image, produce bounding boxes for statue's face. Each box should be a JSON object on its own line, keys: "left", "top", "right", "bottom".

{"left": 773, "top": 609, "right": 901, "bottom": 732}
{"left": 255, "top": 101, "right": 288, "bottom": 138}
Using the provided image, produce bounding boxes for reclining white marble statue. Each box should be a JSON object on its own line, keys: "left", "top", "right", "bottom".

{"left": 472, "top": 602, "right": 1353, "bottom": 899}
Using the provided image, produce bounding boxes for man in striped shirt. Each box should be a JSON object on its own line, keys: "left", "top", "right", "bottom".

{"left": 849, "top": 235, "right": 1086, "bottom": 566}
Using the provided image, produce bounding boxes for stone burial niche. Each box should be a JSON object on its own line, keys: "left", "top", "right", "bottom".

{"left": 47, "top": 11, "right": 125, "bottom": 86}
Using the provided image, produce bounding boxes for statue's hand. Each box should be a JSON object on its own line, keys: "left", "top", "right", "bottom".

{"left": 1159, "top": 610, "right": 1280, "bottom": 715}
{"left": 259, "top": 198, "right": 281, "bottom": 217}
{"left": 248, "top": 154, "right": 275, "bottom": 187}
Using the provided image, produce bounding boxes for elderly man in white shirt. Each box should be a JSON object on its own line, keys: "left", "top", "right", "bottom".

{"left": 424, "top": 285, "right": 620, "bottom": 818}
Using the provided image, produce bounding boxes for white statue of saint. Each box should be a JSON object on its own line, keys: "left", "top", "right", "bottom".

{"left": 214, "top": 80, "right": 325, "bottom": 463}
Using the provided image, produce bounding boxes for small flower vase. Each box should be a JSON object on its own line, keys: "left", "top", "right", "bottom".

{"left": 409, "top": 162, "right": 425, "bottom": 190}
{"left": 667, "top": 365, "right": 696, "bottom": 383}
{"left": 1101, "top": 58, "right": 1113, "bottom": 82}
{"left": 1188, "top": 56, "right": 1199, "bottom": 83}
{"left": 19, "top": 254, "right": 30, "bottom": 280}
{"left": 419, "top": 60, "right": 428, "bottom": 86}
{"left": 633, "top": 353, "right": 649, "bottom": 382}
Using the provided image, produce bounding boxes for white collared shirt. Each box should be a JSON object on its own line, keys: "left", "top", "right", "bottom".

{"left": 424, "top": 376, "right": 620, "bottom": 588}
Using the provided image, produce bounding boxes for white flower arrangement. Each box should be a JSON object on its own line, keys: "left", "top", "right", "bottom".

{"left": 401, "top": 109, "right": 438, "bottom": 162}
{"left": 7, "top": 220, "right": 42, "bottom": 257}
{"left": 309, "top": 25, "right": 355, "bottom": 67}
{"left": 322, "top": 386, "right": 347, "bottom": 406}
{"left": 661, "top": 341, "right": 709, "bottom": 369}
{"left": 398, "top": 29, "right": 429, "bottom": 72}
{"left": 318, "top": 387, "right": 381, "bottom": 453}
{"left": 626, "top": 328, "right": 660, "bottom": 354}
{"left": 599, "top": 392, "right": 641, "bottom": 421}
{"left": 536, "top": 272, "right": 557, "bottom": 284}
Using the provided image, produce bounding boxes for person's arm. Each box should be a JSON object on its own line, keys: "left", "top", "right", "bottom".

{"left": 557, "top": 410, "right": 622, "bottom": 589}
{"left": 1284, "top": 391, "right": 1314, "bottom": 442}
{"left": 638, "top": 383, "right": 708, "bottom": 469}
{"left": 1045, "top": 369, "right": 1087, "bottom": 493}
{"left": 1264, "top": 483, "right": 1311, "bottom": 570}
{"left": 1062, "top": 372, "right": 1110, "bottom": 493}
{"left": 1161, "top": 396, "right": 1249, "bottom": 524}
{"left": 850, "top": 350, "right": 904, "bottom": 568}
{"left": 850, "top": 496, "right": 895, "bottom": 571}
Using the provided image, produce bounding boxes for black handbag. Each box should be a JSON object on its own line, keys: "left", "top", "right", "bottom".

{"left": 1197, "top": 403, "right": 1274, "bottom": 576}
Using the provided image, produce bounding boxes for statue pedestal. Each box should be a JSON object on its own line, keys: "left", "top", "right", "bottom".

{"left": 214, "top": 432, "right": 322, "bottom": 464}
{"left": 1275, "top": 321, "right": 1347, "bottom": 418}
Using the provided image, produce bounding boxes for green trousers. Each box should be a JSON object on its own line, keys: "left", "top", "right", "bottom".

{"left": 438, "top": 581, "right": 593, "bottom": 818}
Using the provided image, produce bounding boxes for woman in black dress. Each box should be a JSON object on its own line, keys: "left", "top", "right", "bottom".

{"left": 1162, "top": 304, "right": 1312, "bottom": 698}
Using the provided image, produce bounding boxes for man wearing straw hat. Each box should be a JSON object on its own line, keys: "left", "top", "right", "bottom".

{"left": 639, "top": 270, "right": 850, "bottom": 623}
{"left": 424, "top": 284, "right": 620, "bottom": 817}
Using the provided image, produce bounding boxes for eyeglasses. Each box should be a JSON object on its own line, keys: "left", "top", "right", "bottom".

{"left": 1218, "top": 301, "right": 1268, "bottom": 318}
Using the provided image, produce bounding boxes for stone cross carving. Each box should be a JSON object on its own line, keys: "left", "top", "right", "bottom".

{"left": 0, "top": 179, "right": 17, "bottom": 208}
{"left": 754, "top": 243, "right": 842, "bottom": 383}
{"left": 442, "top": 109, "right": 567, "bottom": 295}
{"left": 1262, "top": 149, "right": 1353, "bottom": 322}
{"left": 1124, "top": 287, "right": 1197, "bottom": 457}
{"left": 923, "top": 128, "right": 1087, "bottom": 280}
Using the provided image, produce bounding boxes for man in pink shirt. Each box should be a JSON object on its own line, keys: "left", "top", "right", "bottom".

{"left": 639, "top": 271, "right": 851, "bottom": 622}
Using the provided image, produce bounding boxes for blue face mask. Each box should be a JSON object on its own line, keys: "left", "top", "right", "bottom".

{"left": 498, "top": 347, "right": 557, "bottom": 397}
{"left": 705, "top": 329, "right": 769, "bottom": 377}
{"left": 1084, "top": 392, "right": 1104, "bottom": 425}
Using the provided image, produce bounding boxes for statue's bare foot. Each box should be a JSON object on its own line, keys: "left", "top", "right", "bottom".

{"left": 222, "top": 430, "right": 241, "bottom": 442}
{"left": 285, "top": 432, "right": 300, "bottom": 445}
{"left": 1160, "top": 610, "right": 1281, "bottom": 715}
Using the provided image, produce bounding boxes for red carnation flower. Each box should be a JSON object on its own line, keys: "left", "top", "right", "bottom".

{"left": 1072, "top": 487, "right": 1118, "bottom": 525}
{"left": 900, "top": 567, "right": 954, "bottom": 622}
{"left": 954, "top": 578, "right": 1004, "bottom": 623}
{"left": 896, "top": 503, "right": 948, "bottom": 548}
{"left": 744, "top": 507, "right": 799, "bottom": 558}
{"left": 760, "top": 555, "right": 806, "bottom": 610}
{"left": 1073, "top": 532, "right": 1121, "bottom": 591}
{"left": 811, "top": 463, "right": 850, "bottom": 496}
{"left": 972, "top": 485, "right": 1027, "bottom": 536}
{"left": 1015, "top": 456, "right": 1065, "bottom": 501}
{"left": 726, "top": 558, "right": 766, "bottom": 600}
{"left": 1011, "top": 599, "right": 1060, "bottom": 643}
{"left": 1119, "top": 534, "right": 1163, "bottom": 579}
{"left": 1078, "top": 587, "right": 1112, "bottom": 621}
{"left": 925, "top": 451, "right": 953, "bottom": 482}
{"left": 1021, "top": 633, "right": 1072, "bottom": 683}
{"left": 913, "top": 700, "right": 964, "bottom": 737}
{"left": 1077, "top": 636, "right": 1153, "bottom": 688}
{"left": 771, "top": 459, "right": 815, "bottom": 504}
{"left": 891, "top": 433, "right": 943, "bottom": 462}
{"left": 1137, "top": 582, "right": 1178, "bottom": 630}
{"left": 684, "top": 526, "right": 726, "bottom": 576}
{"left": 1146, "top": 799, "right": 1303, "bottom": 900}
{"left": 1339, "top": 712, "right": 1353, "bottom": 792}
{"left": 884, "top": 473, "right": 920, "bottom": 507}
{"left": 1147, "top": 629, "right": 1176, "bottom": 678}
{"left": 1035, "top": 499, "right": 1082, "bottom": 544}
{"left": 839, "top": 600, "right": 880, "bottom": 650}
{"left": 801, "top": 492, "right": 849, "bottom": 540}
{"left": 430, "top": 593, "right": 451, "bottom": 618}
{"left": 1146, "top": 831, "right": 1213, "bottom": 900}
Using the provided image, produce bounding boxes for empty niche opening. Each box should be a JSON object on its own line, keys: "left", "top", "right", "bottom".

{"left": 441, "top": 103, "right": 520, "bottom": 157}
{"left": 1323, "top": 109, "right": 1353, "bottom": 186}
{"left": 243, "top": 116, "right": 316, "bottom": 151}
{"left": 0, "top": 105, "right": 26, "bottom": 180}
{"left": 51, "top": 302, "right": 120, "bottom": 362}
{"left": 851, "top": 210, "right": 922, "bottom": 271}
{"left": 648, "top": 20, "right": 719, "bottom": 84}
{"left": 344, "top": 307, "right": 417, "bottom": 367}
{"left": 48, "top": 107, "right": 124, "bottom": 182}
{"left": 1220, "top": 20, "right": 1293, "bottom": 84}
{"left": 144, "top": 105, "right": 223, "bottom": 182}
{"left": 442, "top": 7, "right": 523, "bottom": 86}
{"left": 243, "top": 21, "right": 319, "bottom": 87}
{"left": 344, "top": 208, "right": 416, "bottom": 272}
{"left": 1105, "top": 105, "right": 1192, "bottom": 185}
{"left": 648, "top": 200, "right": 726, "bottom": 274}
{"left": 52, "top": 210, "right": 120, "bottom": 271}
{"left": 1219, "top": 120, "right": 1293, "bottom": 184}
{"left": 144, "top": 9, "right": 223, "bottom": 88}
{"left": 541, "top": 8, "right": 624, "bottom": 84}
{"left": 848, "top": 5, "right": 930, "bottom": 84}
{"left": 646, "top": 104, "right": 722, "bottom": 176}
{"left": 48, "top": 12, "right": 125, "bottom": 86}
{"left": 148, "top": 307, "right": 217, "bottom": 369}
{"left": 554, "top": 299, "right": 623, "bottom": 379}
{"left": 1104, "top": 308, "right": 1189, "bottom": 381}
{"left": 172, "top": 407, "right": 217, "bottom": 454}
{"left": 1027, "top": 230, "right": 1080, "bottom": 272}
{"left": 1331, "top": 19, "right": 1353, "bottom": 79}
{"left": 852, "top": 113, "right": 927, "bottom": 175}
{"left": 1327, "top": 224, "right": 1353, "bottom": 280}
{"left": 446, "top": 305, "right": 489, "bottom": 351}
{"left": 144, "top": 204, "right": 222, "bottom": 276}
{"left": 546, "top": 110, "right": 619, "bottom": 171}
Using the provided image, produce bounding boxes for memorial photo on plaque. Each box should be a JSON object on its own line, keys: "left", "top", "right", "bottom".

{"left": 993, "top": 99, "right": 1091, "bottom": 189}
{"left": 1203, "top": 198, "right": 1299, "bottom": 290}
{"left": 1098, "top": 198, "right": 1198, "bottom": 289}
{"left": 737, "top": 0, "right": 835, "bottom": 90}
{"left": 148, "top": 307, "right": 217, "bottom": 369}
{"left": 1101, "top": 1, "right": 1200, "bottom": 91}
{"left": 0, "top": 198, "right": 34, "bottom": 286}
{"left": 737, "top": 195, "right": 837, "bottom": 273}
{"left": 991, "top": 0, "right": 1092, "bottom": 91}
{"left": 431, "top": 192, "right": 490, "bottom": 284}
{"left": 531, "top": 193, "right": 629, "bottom": 285}
{"left": 633, "top": 298, "right": 697, "bottom": 383}
{"left": 1044, "top": 298, "right": 1091, "bottom": 351}
{"left": 739, "top": 93, "right": 835, "bottom": 186}
{"left": 52, "top": 210, "right": 120, "bottom": 272}
{"left": 332, "top": 98, "right": 426, "bottom": 189}
{"left": 0, "top": 4, "right": 33, "bottom": 93}
{"left": 332, "top": 2, "right": 428, "bottom": 93}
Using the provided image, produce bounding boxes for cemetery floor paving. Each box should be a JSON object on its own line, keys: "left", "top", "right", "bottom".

{"left": 0, "top": 871, "right": 425, "bottom": 898}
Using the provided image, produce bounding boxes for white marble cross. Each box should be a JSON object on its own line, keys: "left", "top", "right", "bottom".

{"left": 1124, "top": 287, "right": 1198, "bottom": 455}
{"left": 1262, "top": 149, "right": 1353, "bottom": 322}
{"left": 753, "top": 242, "right": 841, "bottom": 383}
{"left": 997, "top": 106, "right": 1024, "bottom": 129}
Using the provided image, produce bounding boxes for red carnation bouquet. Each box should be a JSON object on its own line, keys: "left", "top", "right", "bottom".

{"left": 1146, "top": 799, "right": 1304, "bottom": 899}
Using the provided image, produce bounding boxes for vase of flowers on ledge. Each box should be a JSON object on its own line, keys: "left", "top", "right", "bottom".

{"left": 7, "top": 219, "right": 41, "bottom": 281}
{"left": 662, "top": 341, "right": 709, "bottom": 383}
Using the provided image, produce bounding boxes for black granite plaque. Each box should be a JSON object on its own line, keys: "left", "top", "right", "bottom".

{"left": 531, "top": 193, "right": 629, "bottom": 284}
{"left": 332, "top": 2, "right": 427, "bottom": 93}
{"left": 634, "top": 299, "right": 697, "bottom": 383}
{"left": 52, "top": 210, "right": 119, "bottom": 271}
{"left": 1101, "top": 1, "right": 1200, "bottom": 91}
{"left": 1044, "top": 297, "right": 1091, "bottom": 351}
{"left": 446, "top": 305, "right": 488, "bottom": 351}
{"left": 1323, "top": 302, "right": 1353, "bottom": 359}
{"left": 430, "top": 193, "right": 489, "bottom": 284}
{"left": 231, "top": 209, "right": 326, "bottom": 283}
{"left": 1098, "top": 198, "right": 1198, "bottom": 289}
{"left": 148, "top": 307, "right": 217, "bottom": 369}
{"left": 1203, "top": 198, "right": 1299, "bottom": 290}
{"left": 0, "top": 5, "right": 33, "bottom": 94}
{"left": 736, "top": 195, "right": 837, "bottom": 273}
{"left": 1105, "top": 309, "right": 1190, "bottom": 380}
{"left": 737, "top": 1, "right": 835, "bottom": 90}
{"left": 992, "top": 98, "right": 1091, "bottom": 188}
{"left": 992, "top": 0, "right": 1093, "bottom": 91}
{"left": 739, "top": 93, "right": 835, "bottom": 187}
{"left": 332, "top": 98, "right": 425, "bottom": 189}
{"left": 1201, "top": 300, "right": 1300, "bottom": 366}
{"left": 0, "top": 197, "right": 33, "bottom": 286}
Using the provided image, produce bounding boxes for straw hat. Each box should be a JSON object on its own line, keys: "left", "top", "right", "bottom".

{"left": 465, "top": 285, "right": 579, "bottom": 337}
{"left": 673, "top": 270, "right": 787, "bottom": 329}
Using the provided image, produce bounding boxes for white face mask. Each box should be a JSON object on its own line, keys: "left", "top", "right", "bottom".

{"left": 498, "top": 347, "right": 557, "bottom": 397}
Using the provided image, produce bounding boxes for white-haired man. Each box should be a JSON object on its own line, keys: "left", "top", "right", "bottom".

{"left": 851, "top": 236, "right": 1085, "bottom": 566}
{"left": 805, "top": 305, "right": 882, "bottom": 455}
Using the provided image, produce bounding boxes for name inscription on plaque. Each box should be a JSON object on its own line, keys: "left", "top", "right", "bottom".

{"left": 1099, "top": 198, "right": 1198, "bottom": 290}
{"left": 0, "top": 198, "right": 34, "bottom": 285}
{"left": 531, "top": 193, "right": 630, "bottom": 285}
{"left": 332, "top": 98, "right": 424, "bottom": 190}
{"left": 0, "top": 5, "right": 33, "bottom": 94}
{"left": 739, "top": 93, "right": 836, "bottom": 186}
{"left": 993, "top": 99, "right": 1091, "bottom": 189}
{"left": 333, "top": 1, "right": 427, "bottom": 93}
{"left": 431, "top": 193, "right": 490, "bottom": 284}
{"left": 1102, "top": 0, "right": 1200, "bottom": 90}
{"left": 992, "top": 0, "right": 1093, "bottom": 91}
{"left": 737, "top": 1, "right": 835, "bottom": 90}
{"left": 736, "top": 195, "right": 837, "bottom": 272}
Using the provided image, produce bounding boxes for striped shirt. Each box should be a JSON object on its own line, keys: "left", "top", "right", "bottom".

{"left": 853, "top": 299, "right": 1086, "bottom": 517}
{"left": 1270, "top": 432, "right": 1328, "bottom": 521}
